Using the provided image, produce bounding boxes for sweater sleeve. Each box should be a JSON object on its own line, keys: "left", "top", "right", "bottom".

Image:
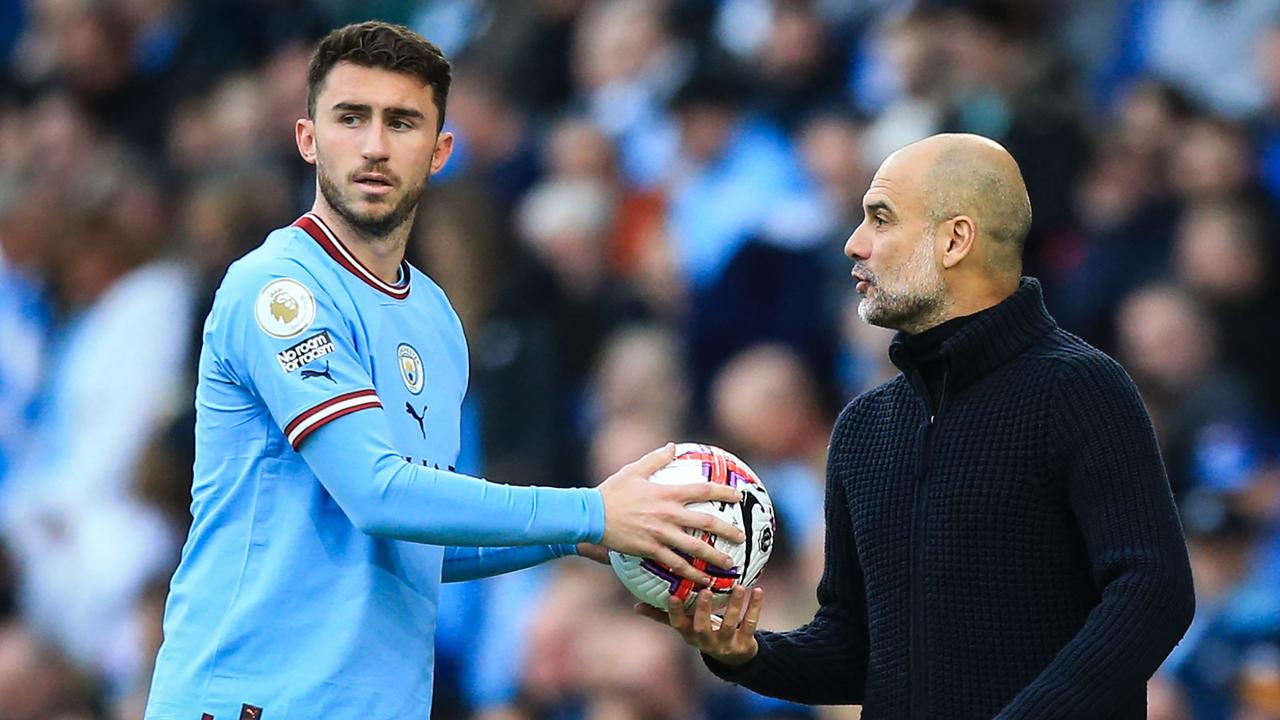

{"left": 702, "top": 412, "right": 870, "bottom": 705}
{"left": 995, "top": 355, "right": 1195, "bottom": 719}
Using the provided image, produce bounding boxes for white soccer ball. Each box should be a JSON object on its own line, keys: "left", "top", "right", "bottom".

{"left": 609, "top": 443, "right": 776, "bottom": 611}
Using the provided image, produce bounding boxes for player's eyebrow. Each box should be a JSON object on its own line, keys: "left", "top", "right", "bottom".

{"left": 864, "top": 200, "right": 895, "bottom": 218}
{"left": 332, "top": 102, "right": 372, "bottom": 114}
{"left": 384, "top": 106, "right": 425, "bottom": 120}
{"left": 331, "top": 102, "right": 425, "bottom": 120}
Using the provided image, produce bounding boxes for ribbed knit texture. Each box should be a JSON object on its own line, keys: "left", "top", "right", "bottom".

{"left": 706, "top": 278, "right": 1195, "bottom": 719}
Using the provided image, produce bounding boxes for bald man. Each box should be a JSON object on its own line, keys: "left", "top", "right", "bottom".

{"left": 643, "top": 135, "right": 1195, "bottom": 718}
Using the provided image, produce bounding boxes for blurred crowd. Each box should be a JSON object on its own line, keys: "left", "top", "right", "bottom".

{"left": 1, "top": 0, "right": 1280, "bottom": 718}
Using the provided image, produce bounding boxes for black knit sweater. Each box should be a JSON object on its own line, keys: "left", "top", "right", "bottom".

{"left": 707, "top": 278, "right": 1195, "bottom": 719}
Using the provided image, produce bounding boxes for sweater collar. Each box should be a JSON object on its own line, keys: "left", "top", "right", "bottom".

{"left": 888, "top": 277, "right": 1057, "bottom": 390}
{"left": 895, "top": 310, "right": 983, "bottom": 366}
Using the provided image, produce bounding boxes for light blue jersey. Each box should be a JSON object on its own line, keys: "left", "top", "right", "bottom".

{"left": 146, "top": 214, "right": 605, "bottom": 720}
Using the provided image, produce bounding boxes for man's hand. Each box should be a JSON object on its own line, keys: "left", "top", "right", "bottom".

{"left": 597, "top": 443, "right": 746, "bottom": 585}
{"left": 574, "top": 542, "right": 609, "bottom": 564}
{"left": 635, "top": 586, "right": 764, "bottom": 668}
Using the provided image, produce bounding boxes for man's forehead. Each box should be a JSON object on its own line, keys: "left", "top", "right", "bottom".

{"left": 862, "top": 174, "right": 905, "bottom": 207}
{"left": 863, "top": 150, "right": 928, "bottom": 207}
{"left": 319, "top": 62, "right": 434, "bottom": 110}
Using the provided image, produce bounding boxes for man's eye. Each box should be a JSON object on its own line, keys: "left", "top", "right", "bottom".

{"left": 341, "top": 115, "right": 361, "bottom": 127}
{"left": 874, "top": 216, "right": 887, "bottom": 227}
{"left": 390, "top": 119, "right": 412, "bottom": 131}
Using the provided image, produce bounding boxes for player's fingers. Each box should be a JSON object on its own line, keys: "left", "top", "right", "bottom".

{"left": 718, "top": 586, "right": 747, "bottom": 641}
{"left": 677, "top": 510, "right": 746, "bottom": 545}
{"left": 652, "top": 546, "right": 710, "bottom": 586}
{"left": 625, "top": 443, "right": 676, "bottom": 476}
{"left": 666, "top": 595, "right": 691, "bottom": 633}
{"left": 691, "top": 590, "right": 713, "bottom": 636}
{"left": 664, "top": 529, "right": 734, "bottom": 571}
{"left": 575, "top": 542, "right": 610, "bottom": 565}
{"left": 737, "top": 587, "right": 765, "bottom": 642}
{"left": 707, "top": 612, "right": 724, "bottom": 633}
{"left": 671, "top": 481, "right": 741, "bottom": 505}
{"left": 634, "top": 602, "right": 670, "bottom": 625}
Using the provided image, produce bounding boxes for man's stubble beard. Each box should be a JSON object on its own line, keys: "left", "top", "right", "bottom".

{"left": 857, "top": 227, "right": 949, "bottom": 333}
{"left": 317, "top": 158, "right": 428, "bottom": 241}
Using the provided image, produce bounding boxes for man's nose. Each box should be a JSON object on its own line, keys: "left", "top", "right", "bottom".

{"left": 845, "top": 224, "right": 870, "bottom": 260}
{"left": 362, "top": 124, "right": 390, "bottom": 161}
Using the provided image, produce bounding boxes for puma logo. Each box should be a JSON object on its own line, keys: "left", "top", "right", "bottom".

{"left": 405, "top": 402, "right": 427, "bottom": 438}
{"left": 300, "top": 362, "right": 336, "bottom": 383}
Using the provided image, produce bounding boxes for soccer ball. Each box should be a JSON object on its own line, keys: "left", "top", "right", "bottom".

{"left": 609, "top": 443, "right": 776, "bottom": 611}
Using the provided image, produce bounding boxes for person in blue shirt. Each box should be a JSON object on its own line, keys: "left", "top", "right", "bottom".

{"left": 144, "top": 21, "right": 744, "bottom": 720}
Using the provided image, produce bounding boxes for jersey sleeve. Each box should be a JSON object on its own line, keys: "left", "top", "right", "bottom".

{"left": 207, "top": 258, "right": 607, "bottom": 548}
{"left": 440, "top": 544, "right": 577, "bottom": 583}
{"left": 210, "top": 264, "right": 379, "bottom": 449}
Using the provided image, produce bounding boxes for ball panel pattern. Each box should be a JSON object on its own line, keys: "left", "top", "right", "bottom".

{"left": 610, "top": 443, "right": 776, "bottom": 611}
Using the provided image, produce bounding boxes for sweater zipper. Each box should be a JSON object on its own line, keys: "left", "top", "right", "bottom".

{"left": 908, "top": 367, "right": 948, "bottom": 720}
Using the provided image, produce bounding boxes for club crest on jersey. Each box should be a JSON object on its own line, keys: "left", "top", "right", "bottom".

{"left": 255, "top": 278, "right": 316, "bottom": 338}
{"left": 398, "top": 343, "right": 424, "bottom": 394}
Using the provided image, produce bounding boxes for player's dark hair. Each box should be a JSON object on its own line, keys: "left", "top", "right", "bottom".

{"left": 307, "top": 21, "right": 451, "bottom": 131}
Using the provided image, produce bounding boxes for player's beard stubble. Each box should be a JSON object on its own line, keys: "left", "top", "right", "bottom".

{"left": 317, "top": 158, "right": 428, "bottom": 240}
{"left": 856, "top": 226, "right": 949, "bottom": 333}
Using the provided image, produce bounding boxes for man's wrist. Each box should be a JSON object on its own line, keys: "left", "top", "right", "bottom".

{"left": 582, "top": 487, "right": 606, "bottom": 544}
{"left": 701, "top": 637, "right": 764, "bottom": 679}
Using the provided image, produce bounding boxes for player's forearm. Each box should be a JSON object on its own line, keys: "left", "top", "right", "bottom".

{"left": 302, "top": 413, "right": 605, "bottom": 546}
{"left": 441, "top": 544, "right": 576, "bottom": 582}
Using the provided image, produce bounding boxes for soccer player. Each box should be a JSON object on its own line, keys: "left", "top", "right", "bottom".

{"left": 144, "top": 22, "right": 744, "bottom": 720}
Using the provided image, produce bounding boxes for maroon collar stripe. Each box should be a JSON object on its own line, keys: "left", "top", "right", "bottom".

{"left": 292, "top": 213, "right": 411, "bottom": 299}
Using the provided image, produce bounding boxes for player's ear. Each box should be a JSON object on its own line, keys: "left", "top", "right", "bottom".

{"left": 429, "top": 131, "right": 454, "bottom": 176}
{"left": 941, "top": 214, "right": 976, "bottom": 269}
{"left": 296, "top": 118, "right": 318, "bottom": 165}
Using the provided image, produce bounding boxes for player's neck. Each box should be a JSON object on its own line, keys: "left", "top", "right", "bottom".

{"left": 310, "top": 202, "right": 411, "bottom": 285}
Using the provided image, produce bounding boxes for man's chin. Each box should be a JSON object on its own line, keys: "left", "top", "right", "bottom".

{"left": 349, "top": 193, "right": 393, "bottom": 210}
{"left": 857, "top": 301, "right": 877, "bottom": 326}
{"left": 345, "top": 199, "right": 399, "bottom": 224}
{"left": 858, "top": 301, "right": 894, "bottom": 330}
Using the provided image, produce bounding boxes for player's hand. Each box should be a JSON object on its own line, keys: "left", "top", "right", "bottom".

{"left": 575, "top": 542, "right": 609, "bottom": 564}
{"left": 597, "top": 443, "right": 746, "bottom": 585}
{"left": 635, "top": 586, "right": 763, "bottom": 668}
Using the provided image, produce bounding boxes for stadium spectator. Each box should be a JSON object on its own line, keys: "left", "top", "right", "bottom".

{"left": 1114, "top": 283, "right": 1260, "bottom": 499}
{"left": 1137, "top": 0, "right": 1278, "bottom": 119}
{"left": 0, "top": 184, "right": 53, "bottom": 484}
{"left": 1172, "top": 201, "right": 1280, "bottom": 417}
{"left": 1, "top": 209, "right": 189, "bottom": 694}
{"left": 0, "top": 621, "right": 98, "bottom": 720}
{"left": 571, "top": 0, "right": 688, "bottom": 189}
{"left": 709, "top": 344, "right": 826, "bottom": 548}
{"left": 857, "top": 7, "right": 948, "bottom": 165}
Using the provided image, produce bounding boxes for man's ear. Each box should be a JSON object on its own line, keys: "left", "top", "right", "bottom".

{"left": 296, "top": 118, "right": 317, "bottom": 165}
{"left": 941, "top": 214, "right": 976, "bottom": 269}
{"left": 430, "top": 130, "right": 454, "bottom": 175}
